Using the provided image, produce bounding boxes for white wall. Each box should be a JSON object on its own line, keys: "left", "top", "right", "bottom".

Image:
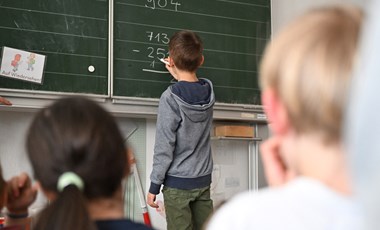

{"left": 271, "top": 0, "right": 368, "bottom": 36}
{"left": 0, "top": 110, "right": 47, "bottom": 214}
{"left": 146, "top": 119, "right": 167, "bottom": 230}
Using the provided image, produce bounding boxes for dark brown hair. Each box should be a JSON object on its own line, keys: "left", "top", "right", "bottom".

{"left": 26, "top": 96, "right": 128, "bottom": 230}
{"left": 0, "top": 163, "right": 5, "bottom": 200}
{"left": 169, "top": 30, "right": 203, "bottom": 72}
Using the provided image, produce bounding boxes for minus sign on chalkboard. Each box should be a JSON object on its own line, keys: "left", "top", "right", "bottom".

{"left": 133, "top": 50, "right": 140, "bottom": 53}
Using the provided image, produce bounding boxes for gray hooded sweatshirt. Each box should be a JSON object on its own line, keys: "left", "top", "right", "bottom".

{"left": 149, "top": 78, "right": 215, "bottom": 194}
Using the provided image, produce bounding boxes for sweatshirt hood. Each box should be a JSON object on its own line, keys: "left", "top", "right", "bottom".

{"left": 170, "top": 78, "right": 215, "bottom": 122}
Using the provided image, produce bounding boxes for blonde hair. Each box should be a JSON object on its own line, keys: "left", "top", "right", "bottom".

{"left": 260, "top": 6, "right": 363, "bottom": 143}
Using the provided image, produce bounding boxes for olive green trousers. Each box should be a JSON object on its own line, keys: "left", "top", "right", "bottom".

{"left": 162, "top": 186, "right": 213, "bottom": 230}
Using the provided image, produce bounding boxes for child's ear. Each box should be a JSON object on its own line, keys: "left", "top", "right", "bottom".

{"left": 126, "top": 148, "right": 134, "bottom": 176}
{"left": 262, "top": 88, "right": 290, "bottom": 136}
{"left": 168, "top": 57, "right": 175, "bottom": 67}
{"left": 200, "top": 55, "right": 204, "bottom": 66}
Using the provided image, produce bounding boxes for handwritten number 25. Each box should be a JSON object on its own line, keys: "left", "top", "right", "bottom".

{"left": 147, "top": 47, "right": 166, "bottom": 60}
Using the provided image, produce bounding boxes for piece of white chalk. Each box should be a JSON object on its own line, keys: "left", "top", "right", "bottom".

{"left": 160, "top": 58, "right": 170, "bottom": 65}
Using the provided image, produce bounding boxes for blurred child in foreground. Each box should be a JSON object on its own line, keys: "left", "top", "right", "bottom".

{"left": 207, "top": 5, "right": 363, "bottom": 230}
{"left": 26, "top": 96, "right": 153, "bottom": 230}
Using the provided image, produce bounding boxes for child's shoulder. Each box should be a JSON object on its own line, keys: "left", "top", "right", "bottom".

{"left": 159, "top": 87, "right": 176, "bottom": 103}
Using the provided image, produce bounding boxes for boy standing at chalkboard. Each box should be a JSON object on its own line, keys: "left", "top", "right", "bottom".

{"left": 147, "top": 30, "right": 215, "bottom": 230}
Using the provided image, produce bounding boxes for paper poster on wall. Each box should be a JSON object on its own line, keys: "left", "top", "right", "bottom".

{"left": 0, "top": 46, "right": 46, "bottom": 84}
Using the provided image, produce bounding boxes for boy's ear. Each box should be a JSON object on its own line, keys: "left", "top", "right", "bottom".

{"left": 262, "top": 88, "right": 290, "bottom": 136}
{"left": 168, "top": 57, "right": 175, "bottom": 67}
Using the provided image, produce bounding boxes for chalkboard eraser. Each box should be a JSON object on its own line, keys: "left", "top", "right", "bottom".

{"left": 160, "top": 58, "right": 170, "bottom": 65}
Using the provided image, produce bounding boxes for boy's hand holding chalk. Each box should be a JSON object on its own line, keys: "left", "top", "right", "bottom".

{"left": 160, "top": 58, "right": 170, "bottom": 65}
{"left": 160, "top": 57, "right": 178, "bottom": 78}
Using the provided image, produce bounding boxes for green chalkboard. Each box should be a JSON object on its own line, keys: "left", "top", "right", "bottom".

{"left": 114, "top": 0, "right": 271, "bottom": 104}
{"left": 0, "top": 0, "right": 108, "bottom": 95}
{"left": 0, "top": 0, "right": 270, "bottom": 104}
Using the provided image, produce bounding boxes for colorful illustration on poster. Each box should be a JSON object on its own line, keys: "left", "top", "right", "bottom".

{"left": 0, "top": 46, "right": 46, "bottom": 84}
{"left": 11, "top": 54, "right": 22, "bottom": 72}
{"left": 27, "top": 53, "right": 36, "bottom": 71}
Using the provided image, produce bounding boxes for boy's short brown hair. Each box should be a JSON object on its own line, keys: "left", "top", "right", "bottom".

{"left": 169, "top": 30, "right": 203, "bottom": 72}
{"left": 260, "top": 6, "right": 363, "bottom": 143}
